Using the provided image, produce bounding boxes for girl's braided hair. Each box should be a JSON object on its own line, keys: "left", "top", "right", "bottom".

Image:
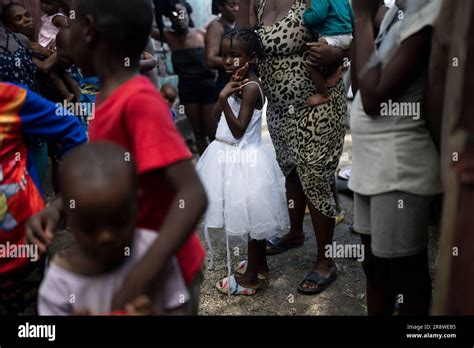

{"left": 222, "top": 27, "right": 265, "bottom": 61}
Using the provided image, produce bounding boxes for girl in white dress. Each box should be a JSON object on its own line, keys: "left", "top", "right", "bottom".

{"left": 197, "top": 28, "right": 289, "bottom": 295}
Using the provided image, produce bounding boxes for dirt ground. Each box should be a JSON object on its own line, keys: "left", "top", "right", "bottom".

{"left": 198, "top": 194, "right": 439, "bottom": 316}
{"left": 196, "top": 130, "right": 440, "bottom": 316}
{"left": 48, "top": 118, "right": 439, "bottom": 316}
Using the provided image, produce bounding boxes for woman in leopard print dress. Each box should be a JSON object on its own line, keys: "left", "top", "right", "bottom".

{"left": 245, "top": 0, "right": 348, "bottom": 294}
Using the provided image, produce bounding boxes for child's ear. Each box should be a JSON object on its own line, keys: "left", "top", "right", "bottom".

{"left": 83, "top": 14, "right": 96, "bottom": 44}
{"left": 248, "top": 52, "right": 258, "bottom": 65}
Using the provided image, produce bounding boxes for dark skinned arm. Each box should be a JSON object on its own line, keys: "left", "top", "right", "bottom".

{"left": 139, "top": 54, "right": 158, "bottom": 73}
{"left": 53, "top": 15, "right": 69, "bottom": 30}
{"left": 353, "top": 2, "right": 433, "bottom": 116}
{"left": 218, "top": 81, "right": 259, "bottom": 139}
{"left": 112, "top": 160, "right": 208, "bottom": 310}
{"left": 211, "top": 101, "right": 223, "bottom": 136}
{"left": 238, "top": 0, "right": 253, "bottom": 28}
{"left": 352, "top": 3, "right": 387, "bottom": 94}
{"left": 151, "top": 29, "right": 161, "bottom": 41}
{"left": 30, "top": 42, "right": 52, "bottom": 58}
{"left": 25, "top": 196, "right": 64, "bottom": 254}
{"left": 306, "top": 41, "right": 350, "bottom": 67}
{"left": 205, "top": 21, "right": 225, "bottom": 69}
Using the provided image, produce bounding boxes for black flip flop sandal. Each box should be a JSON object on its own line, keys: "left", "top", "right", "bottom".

{"left": 297, "top": 270, "right": 338, "bottom": 295}
{"left": 266, "top": 237, "right": 304, "bottom": 256}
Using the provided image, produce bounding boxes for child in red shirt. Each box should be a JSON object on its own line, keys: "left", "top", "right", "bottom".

{"left": 26, "top": 0, "right": 208, "bottom": 314}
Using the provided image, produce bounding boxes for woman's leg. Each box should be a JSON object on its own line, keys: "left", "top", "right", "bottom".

{"left": 184, "top": 103, "right": 208, "bottom": 155}
{"left": 201, "top": 103, "right": 217, "bottom": 141}
{"left": 367, "top": 192, "right": 432, "bottom": 315}
{"left": 389, "top": 250, "right": 432, "bottom": 315}
{"left": 360, "top": 234, "right": 395, "bottom": 315}
{"left": 266, "top": 169, "right": 306, "bottom": 255}
{"left": 297, "top": 198, "right": 338, "bottom": 290}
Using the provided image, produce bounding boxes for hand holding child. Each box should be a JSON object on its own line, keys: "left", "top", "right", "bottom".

{"left": 25, "top": 201, "right": 62, "bottom": 254}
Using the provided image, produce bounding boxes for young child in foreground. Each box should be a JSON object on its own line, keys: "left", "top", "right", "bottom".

{"left": 196, "top": 28, "right": 289, "bottom": 295}
{"left": 303, "top": 0, "right": 354, "bottom": 106}
{"left": 38, "top": 143, "right": 190, "bottom": 315}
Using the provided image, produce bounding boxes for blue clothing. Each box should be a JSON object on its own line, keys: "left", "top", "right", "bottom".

{"left": 69, "top": 66, "right": 100, "bottom": 132}
{"left": 0, "top": 30, "right": 37, "bottom": 90}
{"left": 303, "top": 0, "right": 354, "bottom": 36}
{"left": 12, "top": 83, "right": 88, "bottom": 190}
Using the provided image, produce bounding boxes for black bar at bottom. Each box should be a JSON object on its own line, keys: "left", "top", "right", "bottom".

{"left": 0, "top": 316, "right": 473, "bottom": 345}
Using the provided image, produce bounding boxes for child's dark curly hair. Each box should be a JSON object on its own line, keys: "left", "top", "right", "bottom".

{"left": 222, "top": 28, "right": 265, "bottom": 61}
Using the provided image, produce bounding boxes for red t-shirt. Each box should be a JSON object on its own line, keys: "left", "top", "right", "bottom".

{"left": 88, "top": 76, "right": 205, "bottom": 285}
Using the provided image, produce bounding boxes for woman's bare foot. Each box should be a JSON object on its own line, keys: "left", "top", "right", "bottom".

{"left": 235, "top": 273, "right": 260, "bottom": 290}
{"left": 299, "top": 259, "right": 337, "bottom": 291}
{"left": 308, "top": 93, "right": 331, "bottom": 106}
{"left": 266, "top": 231, "right": 305, "bottom": 255}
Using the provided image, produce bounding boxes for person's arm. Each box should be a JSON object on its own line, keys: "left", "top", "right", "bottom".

{"left": 26, "top": 196, "right": 64, "bottom": 254}
{"left": 205, "top": 20, "right": 225, "bottom": 69}
{"left": 30, "top": 42, "right": 53, "bottom": 57}
{"left": 19, "top": 87, "right": 87, "bottom": 154}
{"left": 302, "top": 0, "right": 329, "bottom": 27}
{"left": 210, "top": 101, "right": 223, "bottom": 136}
{"left": 37, "top": 52, "right": 58, "bottom": 73}
{"left": 112, "top": 162, "right": 207, "bottom": 309}
{"left": 237, "top": 0, "right": 253, "bottom": 28}
{"left": 139, "top": 52, "right": 158, "bottom": 73}
{"left": 374, "top": 5, "right": 388, "bottom": 36}
{"left": 218, "top": 81, "right": 259, "bottom": 139}
{"left": 151, "top": 28, "right": 161, "bottom": 41}
{"left": 52, "top": 14, "right": 69, "bottom": 28}
{"left": 142, "top": 38, "right": 160, "bottom": 85}
{"left": 111, "top": 93, "right": 208, "bottom": 309}
{"left": 306, "top": 40, "right": 349, "bottom": 67}
{"left": 353, "top": 1, "right": 433, "bottom": 116}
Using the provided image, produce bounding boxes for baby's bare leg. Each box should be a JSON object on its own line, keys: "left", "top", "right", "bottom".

{"left": 306, "top": 63, "right": 330, "bottom": 106}
{"left": 49, "top": 71, "right": 74, "bottom": 102}
{"left": 62, "top": 72, "right": 82, "bottom": 102}
{"left": 327, "top": 65, "right": 343, "bottom": 87}
{"left": 305, "top": 37, "right": 332, "bottom": 106}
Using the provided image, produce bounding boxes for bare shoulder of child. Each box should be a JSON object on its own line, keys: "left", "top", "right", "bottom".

{"left": 241, "top": 77, "right": 264, "bottom": 110}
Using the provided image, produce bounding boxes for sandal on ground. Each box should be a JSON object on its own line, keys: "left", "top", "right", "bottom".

{"left": 266, "top": 237, "right": 304, "bottom": 256}
{"left": 235, "top": 261, "right": 269, "bottom": 280}
{"left": 297, "top": 270, "right": 337, "bottom": 295}
{"left": 335, "top": 210, "right": 345, "bottom": 226}
{"left": 216, "top": 275, "right": 258, "bottom": 296}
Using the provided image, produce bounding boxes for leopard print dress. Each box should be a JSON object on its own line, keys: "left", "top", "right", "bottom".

{"left": 256, "top": 0, "right": 347, "bottom": 218}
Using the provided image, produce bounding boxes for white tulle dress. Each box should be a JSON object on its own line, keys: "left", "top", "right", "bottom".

{"left": 196, "top": 81, "right": 290, "bottom": 266}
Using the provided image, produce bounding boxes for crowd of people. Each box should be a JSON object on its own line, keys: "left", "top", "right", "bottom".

{"left": 0, "top": 0, "right": 461, "bottom": 316}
